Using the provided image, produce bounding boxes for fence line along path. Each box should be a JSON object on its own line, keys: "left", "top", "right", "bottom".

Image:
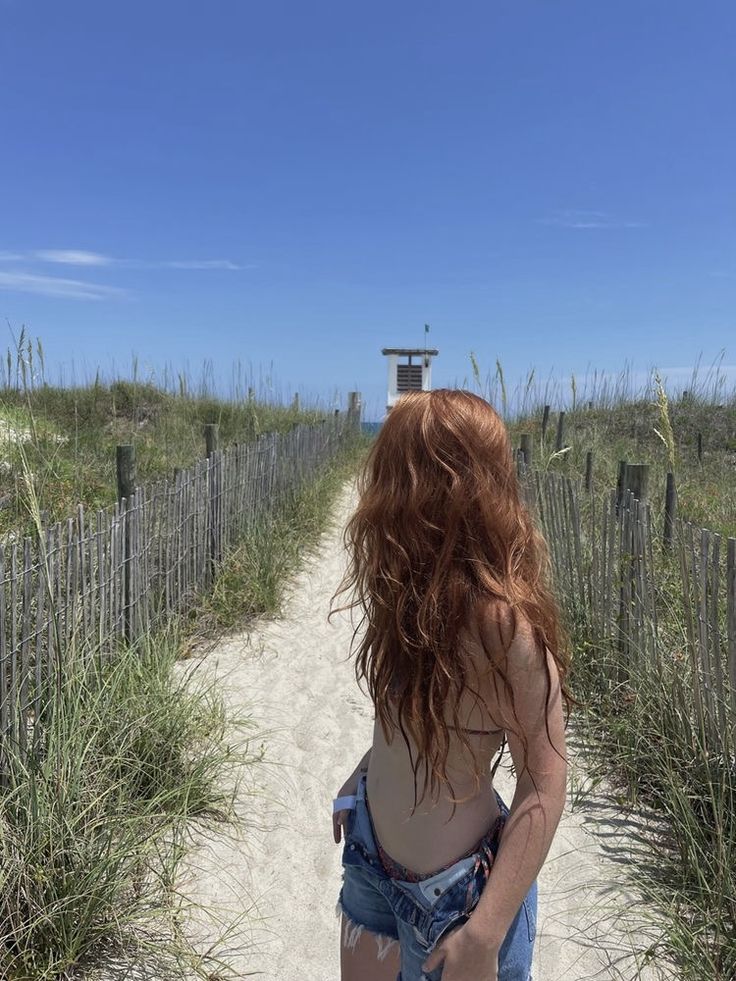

{"left": 524, "top": 468, "right": 736, "bottom": 766}
{"left": 0, "top": 416, "right": 352, "bottom": 783}
{"left": 173, "top": 479, "right": 675, "bottom": 981}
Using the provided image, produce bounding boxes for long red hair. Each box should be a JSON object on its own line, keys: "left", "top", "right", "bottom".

{"left": 329, "top": 389, "right": 577, "bottom": 815}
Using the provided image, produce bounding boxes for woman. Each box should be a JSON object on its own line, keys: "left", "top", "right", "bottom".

{"left": 328, "top": 389, "right": 577, "bottom": 981}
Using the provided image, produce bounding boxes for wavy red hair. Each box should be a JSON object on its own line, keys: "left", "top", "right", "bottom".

{"left": 329, "top": 389, "right": 578, "bottom": 815}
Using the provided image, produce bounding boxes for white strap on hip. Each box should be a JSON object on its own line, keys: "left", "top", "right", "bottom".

{"left": 333, "top": 794, "right": 357, "bottom": 813}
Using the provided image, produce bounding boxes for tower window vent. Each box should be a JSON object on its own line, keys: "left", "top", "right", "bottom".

{"left": 396, "top": 364, "right": 423, "bottom": 392}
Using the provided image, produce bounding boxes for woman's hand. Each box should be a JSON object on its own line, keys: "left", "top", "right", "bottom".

{"left": 421, "top": 920, "right": 499, "bottom": 981}
{"left": 332, "top": 768, "right": 362, "bottom": 844}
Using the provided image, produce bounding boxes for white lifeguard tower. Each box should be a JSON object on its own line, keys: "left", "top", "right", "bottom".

{"left": 382, "top": 347, "right": 439, "bottom": 415}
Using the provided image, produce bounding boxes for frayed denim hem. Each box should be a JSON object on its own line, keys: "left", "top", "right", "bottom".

{"left": 335, "top": 896, "right": 400, "bottom": 962}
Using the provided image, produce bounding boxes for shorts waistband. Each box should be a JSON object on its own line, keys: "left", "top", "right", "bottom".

{"left": 360, "top": 775, "right": 508, "bottom": 883}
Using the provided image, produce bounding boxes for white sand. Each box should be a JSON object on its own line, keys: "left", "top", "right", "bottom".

{"left": 173, "top": 480, "right": 679, "bottom": 981}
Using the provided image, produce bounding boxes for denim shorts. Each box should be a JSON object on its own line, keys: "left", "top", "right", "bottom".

{"left": 336, "top": 773, "right": 537, "bottom": 981}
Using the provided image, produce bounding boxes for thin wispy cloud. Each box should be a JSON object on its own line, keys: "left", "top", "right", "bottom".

{"left": 159, "top": 259, "right": 244, "bottom": 270}
{"left": 34, "top": 249, "right": 114, "bottom": 266}
{"left": 539, "top": 209, "right": 647, "bottom": 229}
{"left": 0, "top": 270, "right": 129, "bottom": 301}
{"left": 0, "top": 250, "right": 250, "bottom": 271}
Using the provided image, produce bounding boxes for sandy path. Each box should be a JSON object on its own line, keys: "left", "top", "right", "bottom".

{"left": 174, "top": 480, "right": 679, "bottom": 981}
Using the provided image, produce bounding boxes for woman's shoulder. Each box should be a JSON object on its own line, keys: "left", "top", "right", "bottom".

{"left": 464, "top": 597, "right": 563, "bottom": 753}
{"left": 464, "top": 595, "right": 542, "bottom": 672}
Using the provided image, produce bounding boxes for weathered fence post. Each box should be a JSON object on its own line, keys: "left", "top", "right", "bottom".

{"left": 626, "top": 464, "right": 649, "bottom": 505}
{"left": 615, "top": 460, "right": 628, "bottom": 515}
{"left": 116, "top": 445, "right": 136, "bottom": 503}
{"left": 519, "top": 433, "right": 532, "bottom": 468}
{"left": 555, "top": 411, "right": 565, "bottom": 452}
{"left": 587, "top": 400, "right": 593, "bottom": 410}
{"left": 204, "top": 424, "right": 219, "bottom": 459}
{"left": 205, "top": 424, "right": 220, "bottom": 580}
{"left": 616, "top": 483, "right": 640, "bottom": 676}
{"left": 585, "top": 450, "right": 593, "bottom": 492}
{"left": 516, "top": 448, "right": 526, "bottom": 479}
{"left": 624, "top": 463, "right": 650, "bottom": 539}
{"left": 116, "top": 444, "right": 136, "bottom": 642}
{"left": 541, "top": 404, "right": 550, "bottom": 441}
{"left": 663, "top": 471, "right": 677, "bottom": 551}
{"left": 697, "top": 432, "right": 702, "bottom": 464}
{"left": 727, "top": 538, "right": 736, "bottom": 748}
{"left": 347, "top": 392, "right": 362, "bottom": 431}
{"left": 292, "top": 393, "right": 300, "bottom": 413}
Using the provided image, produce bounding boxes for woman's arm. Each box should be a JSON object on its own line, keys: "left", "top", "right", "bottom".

{"left": 353, "top": 747, "right": 371, "bottom": 777}
{"left": 333, "top": 748, "right": 372, "bottom": 844}
{"left": 336, "top": 747, "right": 371, "bottom": 797}
{"left": 467, "top": 613, "right": 567, "bottom": 948}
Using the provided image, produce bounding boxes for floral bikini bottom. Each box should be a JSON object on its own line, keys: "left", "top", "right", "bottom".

{"left": 363, "top": 784, "right": 508, "bottom": 884}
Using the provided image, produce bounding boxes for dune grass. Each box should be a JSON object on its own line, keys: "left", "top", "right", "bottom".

{"left": 182, "top": 432, "right": 370, "bottom": 648}
{"left": 0, "top": 617, "right": 262, "bottom": 981}
{"left": 475, "top": 356, "right": 736, "bottom": 979}
{"left": 0, "top": 446, "right": 369, "bottom": 981}
{"left": 0, "top": 327, "right": 337, "bottom": 541}
{"left": 0, "top": 329, "right": 370, "bottom": 979}
{"left": 570, "top": 632, "right": 736, "bottom": 980}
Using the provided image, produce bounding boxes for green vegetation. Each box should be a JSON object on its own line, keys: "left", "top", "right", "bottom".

{"left": 480, "top": 356, "right": 736, "bottom": 980}
{"left": 496, "top": 355, "right": 736, "bottom": 538}
{"left": 0, "top": 619, "right": 260, "bottom": 981}
{"left": 182, "top": 432, "right": 371, "bottom": 648}
{"left": 0, "top": 328, "right": 371, "bottom": 979}
{"left": 0, "top": 327, "right": 336, "bottom": 540}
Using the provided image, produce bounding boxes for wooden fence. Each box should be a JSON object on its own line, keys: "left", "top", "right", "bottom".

{"left": 522, "top": 469, "right": 736, "bottom": 762}
{"left": 0, "top": 414, "right": 355, "bottom": 779}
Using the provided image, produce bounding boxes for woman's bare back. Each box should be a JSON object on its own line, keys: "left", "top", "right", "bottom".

{"left": 364, "top": 618, "right": 508, "bottom": 874}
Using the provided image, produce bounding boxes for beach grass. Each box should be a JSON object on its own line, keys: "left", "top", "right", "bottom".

{"left": 0, "top": 327, "right": 338, "bottom": 541}
{"left": 485, "top": 356, "right": 736, "bottom": 980}
{"left": 0, "top": 329, "right": 371, "bottom": 979}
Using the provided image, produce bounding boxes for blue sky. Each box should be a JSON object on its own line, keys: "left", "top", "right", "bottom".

{"left": 1, "top": 1, "right": 734, "bottom": 421}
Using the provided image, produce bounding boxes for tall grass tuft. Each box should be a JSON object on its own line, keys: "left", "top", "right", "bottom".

{"left": 522, "top": 367, "right": 535, "bottom": 419}
{"left": 652, "top": 370, "right": 678, "bottom": 473}
{"left": 0, "top": 619, "right": 263, "bottom": 981}
{"left": 469, "top": 351, "right": 482, "bottom": 392}
{"left": 567, "top": 609, "right": 736, "bottom": 980}
{"left": 495, "top": 358, "right": 507, "bottom": 418}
